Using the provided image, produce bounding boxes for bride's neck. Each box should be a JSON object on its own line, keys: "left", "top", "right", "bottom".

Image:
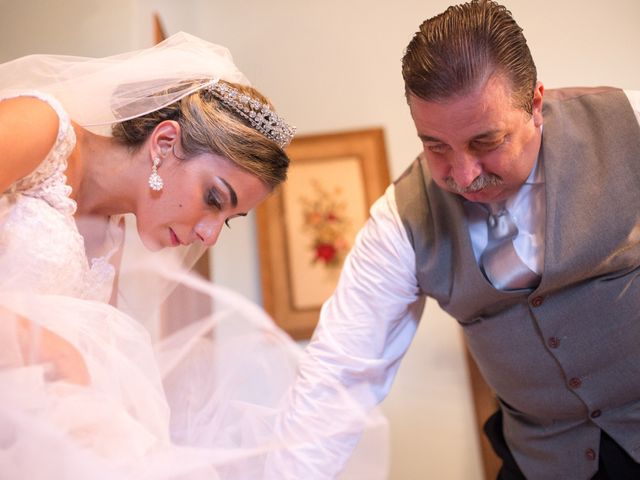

{"left": 71, "top": 124, "right": 139, "bottom": 217}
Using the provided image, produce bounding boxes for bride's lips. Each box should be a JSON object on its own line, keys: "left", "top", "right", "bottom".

{"left": 169, "top": 228, "right": 181, "bottom": 247}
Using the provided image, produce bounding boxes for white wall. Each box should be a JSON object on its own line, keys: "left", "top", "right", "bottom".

{"left": 2, "top": 1, "right": 639, "bottom": 478}
{"left": 0, "top": 0, "right": 134, "bottom": 60}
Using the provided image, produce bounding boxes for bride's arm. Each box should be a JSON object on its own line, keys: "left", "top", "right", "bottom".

{"left": 0, "top": 96, "right": 59, "bottom": 192}
{"left": 0, "top": 305, "right": 90, "bottom": 385}
{"left": 0, "top": 97, "right": 88, "bottom": 384}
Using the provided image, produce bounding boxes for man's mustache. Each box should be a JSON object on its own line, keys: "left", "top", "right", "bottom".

{"left": 445, "top": 173, "right": 503, "bottom": 194}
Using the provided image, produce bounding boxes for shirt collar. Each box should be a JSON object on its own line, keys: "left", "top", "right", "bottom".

{"left": 524, "top": 148, "right": 545, "bottom": 185}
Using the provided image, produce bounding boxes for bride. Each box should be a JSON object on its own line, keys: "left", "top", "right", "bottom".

{"left": 0, "top": 32, "right": 387, "bottom": 479}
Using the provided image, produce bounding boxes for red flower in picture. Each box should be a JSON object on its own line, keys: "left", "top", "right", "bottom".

{"left": 300, "top": 180, "right": 351, "bottom": 268}
{"left": 314, "top": 243, "right": 337, "bottom": 263}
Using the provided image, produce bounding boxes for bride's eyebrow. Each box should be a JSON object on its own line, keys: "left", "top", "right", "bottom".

{"left": 217, "top": 177, "right": 238, "bottom": 208}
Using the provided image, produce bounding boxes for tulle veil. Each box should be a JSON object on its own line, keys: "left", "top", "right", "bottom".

{"left": 0, "top": 216, "right": 389, "bottom": 479}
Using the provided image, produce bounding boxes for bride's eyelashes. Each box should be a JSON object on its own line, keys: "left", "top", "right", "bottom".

{"left": 206, "top": 176, "right": 237, "bottom": 210}
{"left": 205, "top": 187, "right": 223, "bottom": 210}
{"left": 205, "top": 187, "right": 233, "bottom": 228}
{"left": 223, "top": 212, "right": 247, "bottom": 229}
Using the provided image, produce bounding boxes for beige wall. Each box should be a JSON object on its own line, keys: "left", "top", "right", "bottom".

{"left": 2, "top": 1, "right": 639, "bottom": 478}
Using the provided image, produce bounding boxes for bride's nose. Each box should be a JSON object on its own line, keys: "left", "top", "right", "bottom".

{"left": 194, "top": 218, "right": 223, "bottom": 247}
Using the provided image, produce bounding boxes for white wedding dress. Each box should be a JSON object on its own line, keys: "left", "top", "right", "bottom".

{"left": 0, "top": 92, "right": 388, "bottom": 479}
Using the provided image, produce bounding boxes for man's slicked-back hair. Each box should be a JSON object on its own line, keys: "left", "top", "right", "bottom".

{"left": 402, "top": 0, "right": 537, "bottom": 113}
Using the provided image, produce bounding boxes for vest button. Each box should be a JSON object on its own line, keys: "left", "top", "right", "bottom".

{"left": 530, "top": 296, "right": 544, "bottom": 307}
{"left": 590, "top": 409, "right": 602, "bottom": 419}
{"left": 568, "top": 377, "right": 582, "bottom": 389}
{"left": 547, "top": 337, "right": 560, "bottom": 349}
{"left": 585, "top": 448, "right": 596, "bottom": 461}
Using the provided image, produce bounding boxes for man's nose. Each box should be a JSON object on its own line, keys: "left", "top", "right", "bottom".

{"left": 450, "top": 152, "right": 482, "bottom": 188}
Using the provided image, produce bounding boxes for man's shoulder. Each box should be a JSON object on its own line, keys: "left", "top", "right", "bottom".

{"left": 394, "top": 154, "right": 424, "bottom": 185}
{"left": 542, "top": 86, "right": 633, "bottom": 121}
{"left": 544, "top": 86, "right": 621, "bottom": 102}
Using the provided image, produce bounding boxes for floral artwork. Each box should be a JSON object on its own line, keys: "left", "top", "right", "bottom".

{"left": 280, "top": 155, "right": 367, "bottom": 311}
{"left": 300, "top": 180, "right": 351, "bottom": 268}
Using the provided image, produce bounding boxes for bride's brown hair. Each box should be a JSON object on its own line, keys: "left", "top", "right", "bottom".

{"left": 112, "top": 80, "right": 289, "bottom": 188}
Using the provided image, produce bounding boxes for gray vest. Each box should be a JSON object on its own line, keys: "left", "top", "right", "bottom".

{"left": 395, "top": 88, "right": 640, "bottom": 479}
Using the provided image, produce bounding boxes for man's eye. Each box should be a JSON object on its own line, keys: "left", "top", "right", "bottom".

{"left": 427, "top": 144, "right": 448, "bottom": 154}
{"left": 473, "top": 139, "right": 502, "bottom": 151}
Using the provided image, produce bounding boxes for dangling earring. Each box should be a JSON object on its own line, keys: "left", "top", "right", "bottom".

{"left": 148, "top": 156, "right": 163, "bottom": 191}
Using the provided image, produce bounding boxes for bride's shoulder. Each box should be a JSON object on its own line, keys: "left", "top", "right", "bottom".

{"left": 0, "top": 93, "right": 71, "bottom": 193}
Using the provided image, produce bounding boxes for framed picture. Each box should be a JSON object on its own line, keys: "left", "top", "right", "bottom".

{"left": 257, "top": 127, "right": 390, "bottom": 339}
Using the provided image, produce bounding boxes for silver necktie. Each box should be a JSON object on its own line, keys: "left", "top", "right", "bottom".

{"left": 480, "top": 203, "right": 540, "bottom": 290}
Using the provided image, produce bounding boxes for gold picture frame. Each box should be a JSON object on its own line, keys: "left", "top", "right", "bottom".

{"left": 257, "top": 127, "right": 390, "bottom": 339}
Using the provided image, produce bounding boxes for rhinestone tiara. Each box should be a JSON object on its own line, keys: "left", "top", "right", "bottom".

{"left": 207, "top": 81, "right": 296, "bottom": 149}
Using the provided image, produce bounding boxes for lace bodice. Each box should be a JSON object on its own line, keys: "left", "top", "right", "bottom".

{"left": 0, "top": 91, "right": 116, "bottom": 302}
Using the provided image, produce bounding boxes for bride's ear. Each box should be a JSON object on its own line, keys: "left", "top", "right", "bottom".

{"left": 150, "top": 120, "right": 181, "bottom": 160}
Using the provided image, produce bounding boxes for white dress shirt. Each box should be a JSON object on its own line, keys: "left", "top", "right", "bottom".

{"left": 265, "top": 90, "right": 640, "bottom": 478}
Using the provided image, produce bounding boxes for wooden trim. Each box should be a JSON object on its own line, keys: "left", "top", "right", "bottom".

{"left": 465, "top": 344, "right": 501, "bottom": 480}
{"left": 152, "top": 13, "right": 167, "bottom": 44}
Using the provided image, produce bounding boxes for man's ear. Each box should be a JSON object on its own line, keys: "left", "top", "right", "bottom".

{"left": 532, "top": 81, "right": 544, "bottom": 127}
{"left": 150, "top": 120, "right": 181, "bottom": 160}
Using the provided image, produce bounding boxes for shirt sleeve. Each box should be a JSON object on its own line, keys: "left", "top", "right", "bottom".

{"left": 263, "top": 184, "right": 424, "bottom": 479}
